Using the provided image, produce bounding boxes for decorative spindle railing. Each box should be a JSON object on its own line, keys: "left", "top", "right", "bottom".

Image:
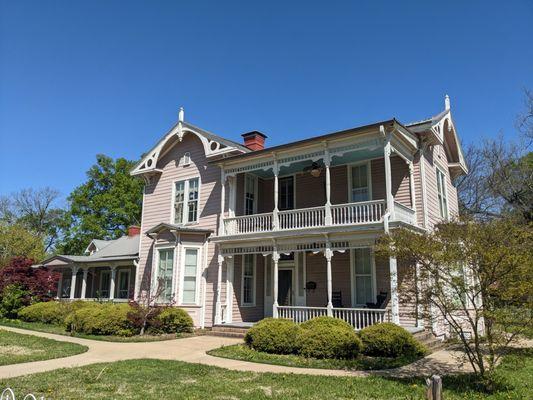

{"left": 278, "top": 206, "right": 325, "bottom": 230}
{"left": 331, "top": 200, "right": 385, "bottom": 225}
{"left": 224, "top": 212, "right": 273, "bottom": 235}
{"left": 277, "top": 306, "right": 328, "bottom": 322}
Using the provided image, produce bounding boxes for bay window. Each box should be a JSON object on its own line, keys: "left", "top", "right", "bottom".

{"left": 181, "top": 247, "right": 200, "bottom": 305}
{"left": 156, "top": 248, "right": 174, "bottom": 302}
{"left": 173, "top": 178, "right": 200, "bottom": 224}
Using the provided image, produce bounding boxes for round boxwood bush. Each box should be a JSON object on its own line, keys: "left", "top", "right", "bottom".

{"left": 359, "top": 322, "right": 427, "bottom": 358}
{"left": 297, "top": 316, "right": 362, "bottom": 359}
{"left": 18, "top": 301, "right": 70, "bottom": 325}
{"left": 244, "top": 318, "right": 300, "bottom": 354}
{"left": 152, "top": 307, "right": 194, "bottom": 334}
{"left": 65, "top": 302, "right": 136, "bottom": 336}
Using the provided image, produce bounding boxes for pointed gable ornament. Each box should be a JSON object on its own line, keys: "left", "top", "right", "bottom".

{"left": 177, "top": 107, "right": 185, "bottom": 142}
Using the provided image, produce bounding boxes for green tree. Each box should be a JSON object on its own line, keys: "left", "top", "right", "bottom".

{"left": 0, "top": 224, "right": 45, "bottom": 268}
{"left": 377, "top": 219, "right": 533, "bottom": 386}
{"left": 59, "top": 154, "right": 143, "bottom": 255}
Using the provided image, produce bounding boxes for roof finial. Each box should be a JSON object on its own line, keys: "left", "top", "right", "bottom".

{"left": 178, "top": 107, "right": 185, "bottom": 122}
{"left": 444, "top": 94, "right": 450, "bottom": 111}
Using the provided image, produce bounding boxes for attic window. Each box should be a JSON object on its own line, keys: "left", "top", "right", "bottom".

{"left": 182, "top": 152, "right": 191, "bottom": 166}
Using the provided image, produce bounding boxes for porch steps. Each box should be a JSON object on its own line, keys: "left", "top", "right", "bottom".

{"left": 413, "top": 330, "right": 447, "bottom": 353}
{"left": 207, "top": 324, "right": 251, "bottom": 339}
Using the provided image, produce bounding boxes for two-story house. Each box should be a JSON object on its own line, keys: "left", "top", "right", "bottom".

{"left": 128, "top": 96, "right": 466, "bottom": 337}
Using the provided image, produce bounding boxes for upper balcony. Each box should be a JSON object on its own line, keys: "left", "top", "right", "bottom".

{"left": 213, "top": 120, "right": 421, "bottom": 241}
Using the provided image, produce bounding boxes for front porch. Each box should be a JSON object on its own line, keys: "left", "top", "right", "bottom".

{"left": 216, "top": 244, "right": 420, "bottom": 331}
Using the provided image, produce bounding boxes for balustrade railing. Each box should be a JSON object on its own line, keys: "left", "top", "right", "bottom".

{"left": 223, "top": 212, "right": 273, "bottom": 235}
{"left": 277, "top": 306, "right": 328, "bottom": 322}
{"left": 278, "top": 206, "right": 325, "bottom": 230}
{"left": 331, "top": 200, "right": 385, "bottom": 225}
{"left": 393, "top": 201, "right": 416, "bottom": 225}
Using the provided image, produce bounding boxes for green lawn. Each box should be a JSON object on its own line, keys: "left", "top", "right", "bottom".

{"left": 0, "top": 320, "right": 195, "bottom": 342}
{"left": 0, "top": 329, "right": 87, "bottom": 366}
{"left": 208, "top": 344, "right": 421, "bottom": 370}
{"left": 1, "top": 349, "right": 531, "bottom": 399}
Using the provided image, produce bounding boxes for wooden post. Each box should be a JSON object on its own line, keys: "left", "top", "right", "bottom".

{"left": 69, "top": 266, "right": 78, "bottom": 299}
{"left": 273, "top": 160, "right": 279, "bottom": 230}
{"left": 324, "top": 145, "right": 332, "bottom": 225}
{"left": 272, "top": 249, "right": 279, "bottom": 317}
{"left": 215, "top": 253, "right": 224, "bottom": 325}
{"left": 426, "top": 375, "right": 442, "bottom": 400}
{"left": 325, "top": 244, "right": 333, "bottom": 316}
{"left": 384, "top": 138, "right": 395, "bottom": 220}
{"left": 218, "top": 171, "right": 226, "bottom": 236}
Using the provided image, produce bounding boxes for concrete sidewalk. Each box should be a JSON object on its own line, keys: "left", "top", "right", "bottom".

{"left": 0, "top": 326, "right": 472, "bottom": 379}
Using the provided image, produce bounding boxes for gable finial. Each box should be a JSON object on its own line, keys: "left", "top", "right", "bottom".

{"left": 178, "top": 107, "right": 185, "bottom": 122}
{"left": 444, "top": 94, "right": 450, "bottom": 111}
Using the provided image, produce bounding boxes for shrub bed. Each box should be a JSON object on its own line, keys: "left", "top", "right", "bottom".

{"left": 151, "top": 307, "right": 194, "bottom": 334}
{"left": 18, "top": 301, "right": 70, "bottom": 325}
{"left": 65, "top": 303, "right": 136, "bottom": 336}
{"left": 359, "top": 322, "right": 426, "bottom": 357}
{"left": 297, "top": 316, "right": 362, "bottom": 359}
{"left": 245, "top": 318, "right": 300, "bottom": 354}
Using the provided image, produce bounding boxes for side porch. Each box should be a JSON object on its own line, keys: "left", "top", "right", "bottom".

{"left": 216, "top": 238, "right": 422, "bottom": 331}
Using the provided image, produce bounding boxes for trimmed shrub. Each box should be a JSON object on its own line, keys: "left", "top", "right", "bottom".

{"left": 245, "top": 318, "right": 300, "bottom": 354}
{"left": 297, "top": 316, "right": 362, "bottom": 359}
{"left": 359, "top": 322, "right": 427, "bottom": 358}
{"left": 18, "top": 301, "right": 70, "bottom": 324}
{"left": 0, "top": 284, "right": 29, "bottom": 319}
{"left": 65, "top": 303, "right": 136, "bottom": 336}
{"left": 152, "top": 307, "right": 194, "bottom": 334}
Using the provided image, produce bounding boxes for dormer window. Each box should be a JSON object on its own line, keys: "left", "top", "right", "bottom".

{"left": 182, "top": 152, "right": 191, "bottom": 166}
{"left": 173, "top": 178, "right": 200, "bottom": 224}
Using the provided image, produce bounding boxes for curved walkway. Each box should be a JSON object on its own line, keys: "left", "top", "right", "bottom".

{"left": 0, "top": 326, "right": 472, "bottom": 379}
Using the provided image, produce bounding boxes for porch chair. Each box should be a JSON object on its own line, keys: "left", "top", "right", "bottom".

{"left": 366, "top": 291, "right": 388, "bottom": 309}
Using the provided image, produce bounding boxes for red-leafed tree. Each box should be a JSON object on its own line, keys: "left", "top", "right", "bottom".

{"left": 0, "top": 257, "right": 60, "bottom": 317}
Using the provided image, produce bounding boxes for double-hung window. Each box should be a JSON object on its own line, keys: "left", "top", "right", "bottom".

{"left": 156, "top": 248, "right": 174, "bottom": 302}
{"left": 244, "top": 174, "right": 257, "bottom": 215}
{"left": 278, "top": 176, "right": 294, "bottom": 210}
{"left": 241, "top": 254, "right": 256, "bottom": 306}
{"left": 174, "top": 178, "right": 200, "bottom": 224}
{"left": 436, "top": 168, "right": 449, "bottom": 220}
{"left": 181, "top": 248, "right": 200, "bottom": 304}
{"left": 350, "top": 163, "right": 370, "bottom": 202}
{"left": 353, "top": 248, "right": 374, "bottom": 305}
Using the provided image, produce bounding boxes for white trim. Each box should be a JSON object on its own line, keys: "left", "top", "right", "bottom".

{"left": 350, "top": 247, "right": 376, "bottom": 307}
{"left": 240, "top": 254, "right": 257, "bottom": 307}
{"left": 243, "top": 173, "right": 259, "bottom": 215}
{"left": 171, "top": 176, "right": 201, "bottom": 225}
{"left": 200, "top": 241, "right": 209, "bottom": 329}
{"left": 152, "top": 245, "right": 176, "bottom": 303}
{"left": 225, "top": 257, "right": 234, "bottom": 323}
{"left": 347, "top": 160, "right": 372, "bottom": 203}
{"left": 178, "top": 244, "right": 203, "bottom": 306}
{"left": 182, "top": 152, "right": 191, "bottom": 167}
{"left": 435, "top": 166, "right": 449, "bottom": 221}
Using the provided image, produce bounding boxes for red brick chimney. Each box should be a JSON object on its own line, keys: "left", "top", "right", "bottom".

{"left": 241, "top": 131, "right": 267, "bottom": 151}
{"left": 127, "top": 226, "right": 141, "bottom": 237}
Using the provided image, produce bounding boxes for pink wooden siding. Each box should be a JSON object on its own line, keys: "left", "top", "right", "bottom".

{"left": 231, "top": 255, "right": 265, "bottom": 323}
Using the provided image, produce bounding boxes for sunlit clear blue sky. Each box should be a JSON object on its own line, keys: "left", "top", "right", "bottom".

{"left": 1, "top": 1, "right": 532, "bottom": 201}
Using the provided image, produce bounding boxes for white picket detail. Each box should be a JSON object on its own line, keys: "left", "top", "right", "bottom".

{"left": 224, "top": 212, "right": 273, "bottom": 235}
{"left": 331, "top": 307, "right": 389, "bottom": 330}
{"left": 278, "top": 206, "right": 325, "bottom": 230}
{"left": 393, "top": 202, "right": 416, "bottom": 225}
{"left": 331, "top": 200, "right": 385, "bottom": 225}
{"left": 277, "top": 306, "right": 328, "bottom": 323}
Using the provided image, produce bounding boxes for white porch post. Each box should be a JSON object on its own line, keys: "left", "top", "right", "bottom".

{"left": 325, "top": 244, "right": 333, "bottom": 316}
{"left": 214, "top": 253, "right": 224, "bottom": 325}
{"left": 225, "top": 257, "right": 234, "bottom": 324}
{"left": 218, "top": 171, "right": 226, "bottom": 236}
{"left": 56, "top": 272, "right": 63, "bottom": 299}
{"left": 324, "top": 146, "right": 332, "bottom": 226}
{"left": 384, "top": 137, "right": 395, "bottom": 220}
{"left": 228, "top": 176, "right": 236, "bottom": 218}
{"left": 109, "top": 266, "right": 116, "bottom": 301}
{"left": 408, "top": 161, "right": 417, "bottom": 221}
{"left": 69, "top": 266, "right": 78, "bottom": 299}
{"left": 273, "top": 159, "right": 279, "bottom": 230}
{"left": 272, "top": 249, "right": 279, "bottom": 318}
{"left": 81, "top": 268, "right": 88, "bottom": 299}
{"left": 389, "top": 257, "right": 400, "bottom": 324}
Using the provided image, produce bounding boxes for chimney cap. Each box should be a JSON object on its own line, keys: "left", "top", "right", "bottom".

{"left": 241, "top": 131, "right": 268, "bottom": 139}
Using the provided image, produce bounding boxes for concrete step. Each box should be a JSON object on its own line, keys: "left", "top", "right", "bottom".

{"left": 207, "top": 331, "right": 247, "bottom": 339}
{"left": 206, "top": 324, "right": 252, "bottom": 338}
{"left": 412, "top": 330, "right": 447, "bottom": 353}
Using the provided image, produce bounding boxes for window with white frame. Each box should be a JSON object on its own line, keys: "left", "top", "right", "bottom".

{"left": 350, "top": 164, "right": 370, "bottom": 202}
{"left": 436, "top": 168, "right": 449, "bottom": 220}
{"left": 353, "top": 248, "right": 374, "bottom": 305}
{"left": 244, "top": 174, "right": 257, "bottom": 215}
{"left": 182, "top": 152, "right": 191, "bottom": 166}
{"left": 156, "top": 248, "right": 174, "bottom": 302}
{"left": 241, "top": 254, "right": 256, "bottom": 306}
{"left": 174, "top": 178, "right": 200, "bottom": 224}
{"left": 181, "top": 248, "right": 200, "bottom": 304}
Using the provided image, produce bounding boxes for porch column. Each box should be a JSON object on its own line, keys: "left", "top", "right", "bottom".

{"left": 109, "top": 266, "right": 116, "bottom": 300}
{"left": 408, "top": 161, "right": 417, "bottom": 221}
{"left": 389, "top": 257, "right": 400, "bottom": 324}
{"left": 384, "top": 137, "right": 395, "bottom": 220}
{"left": 56, "top": 272, "right": 63, "bottom": 299}
{"left": 81, "top": 268, "right": 88, "bottom": 299}
{"left": 214, "top": 254, "right": 224, "bottom": 325}
{"left": 218, "top": 171, "right": 226, "bottom": 236}
{"left": 69, "top": 266, "right": 78, "bottom": 299}
{"left": 273, "top": 159, "right": 279, "bottom": 230}
{"left": 324, "top": 145, "right": 332, "bottom": 225}
{"left": 272, "top": 250, "right": 279, "bottom": 318}
{"left": 228, "top": 176, "right": 236, "bottom": 218}
{"left": 325, "top": 244, "right": 333, "bottom": 316}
